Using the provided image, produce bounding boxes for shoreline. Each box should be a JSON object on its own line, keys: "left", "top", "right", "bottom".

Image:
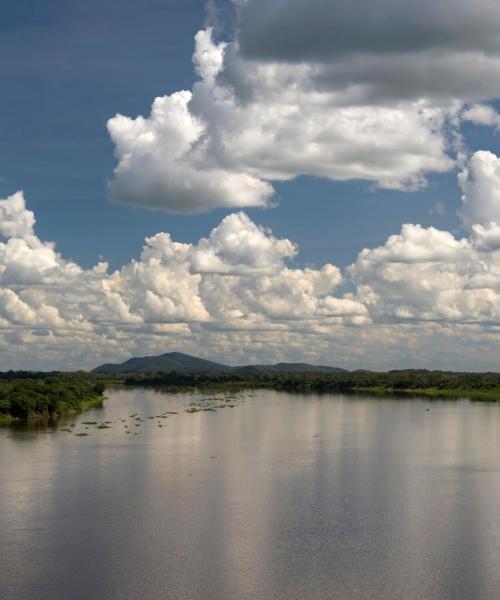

{"left": 351, "top": 386, "right": 500, "bottom": 401}
{"left": 120, "top": 381, "right": 500, "bottom": 402}
{"left": 3, "top": 384, "right": 500, "bottom": 428}
{"left": 0, "top": 395, "right": 104, "bottom": 427}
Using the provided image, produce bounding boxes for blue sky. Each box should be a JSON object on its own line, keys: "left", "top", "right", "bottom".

{"left": 1, "top": 0, "right": 485, "bottom": 271}
{"left": 3, "top": 0, "right": 500, "bottom": 370}
{"left": 0, "top": 0, "right": 206, "bottom": 269}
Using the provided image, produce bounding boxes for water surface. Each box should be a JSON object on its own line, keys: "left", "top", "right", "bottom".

{"left": 1, "top": 388, "right": 500, "bottom": 600}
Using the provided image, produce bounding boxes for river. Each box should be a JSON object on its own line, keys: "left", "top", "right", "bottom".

{"left": 1, "top": 387, "right": 500, "bottom": 599}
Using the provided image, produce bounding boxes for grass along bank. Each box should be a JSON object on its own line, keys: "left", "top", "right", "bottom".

{"left": 353, "top": 386, "right": 500, "bottom": 401}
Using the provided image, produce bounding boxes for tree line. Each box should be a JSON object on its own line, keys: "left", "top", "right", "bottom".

{"left": 0, "top": 373, "right": 105, "bottom": 419}
{"left": 3, "top": 367, "right": 500, "bottom": 423}
{"left": 120, "top": 369, "right": 500, "bottom": 398}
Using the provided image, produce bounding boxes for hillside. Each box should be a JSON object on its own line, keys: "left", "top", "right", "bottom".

{"left": 93, "top": 352, "right": 346, "bottom": 374}
{"left": 93, "top": 352, "right": 231, "bottom": 374}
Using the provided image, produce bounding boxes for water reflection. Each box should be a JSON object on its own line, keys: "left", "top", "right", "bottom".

{"left": 1, "top": 390, "right": 500, "bottom": 599}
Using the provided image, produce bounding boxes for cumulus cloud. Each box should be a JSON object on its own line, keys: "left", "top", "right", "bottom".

{"left": 107, "top": 21, "right": 472, "bottom": 212}
{"left": 0, "top": 191, "right": 368, "bottom": 369}
{"left": 190, "top": 212, "right": 297, "bottom": 275}
{"left": 459, "top": 150, "right": 500, "bottom": 227}
{"left": 471, "top": 223, "right": 500, "bottom": 252}
{"left": 4, "top": 185, "right": 500, "bottom": 369}
{"left": 0, "top": 191, "right": 35, "bottom": 240}
{"left": 462, "top": 104, "right": 500, "bottom": 129}
{"left": 0, "top": 192, "right": 83, "bottom": 287}
{"left": 349, "top": 221, "right": 500, "bottom": 326}
{"left": 104, "top": 1, "right": 500, "bottom": 213}
{"left": 107, "top": 87, "right": 273, "bottom": 213}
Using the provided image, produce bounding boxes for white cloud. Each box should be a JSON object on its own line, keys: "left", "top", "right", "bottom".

{"left": 106, "top": 232, "right": 209, "bottom": 324}
{"left": 5, "top": 173, "right": 500, "bottom": 370}
{"left": 346, "top": 150, "right": 500, "bottom": 329}
{"left": 471, "top": 223, "right": 500, "bottom": 251}
{"left": 349, "top": 219, "right": 500, "bottom": 326}
{"left": 0, "top": 192, "right": 84, "bottom": 289}
{"left": 107, "top": 47, "right": 273, "bottom": 213}
{"left": 0, "top": 191, "right": 35, "bottom": 240}
{"left": 190, "top": 212, "right": 297, "bottom": 275}
{"left": 462, "top": 104, "right": 500, "bottom": 129}
{"left": 0, "top": 191, "right": 367, "bottom": 369}
{"left": 107, "top": 25, "right": 463, "bottom": 213}
{"left": 104, "top": 0, "right": 500, "bottom": 214}
{"left": 459, "top": 150, "right": 500, "bottom": 227}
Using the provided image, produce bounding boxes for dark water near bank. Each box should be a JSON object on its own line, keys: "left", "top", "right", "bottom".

{"left": 1, "top": 389, "right": 500, "bottom": 600}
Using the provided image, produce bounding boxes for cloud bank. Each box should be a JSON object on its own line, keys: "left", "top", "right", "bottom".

{"left": 236, "top": 0, "right": 500, "bottom": 62}
{"left": 4, "top": 151, "right": 500, "bottom": 371}
{"left": 0, "top": 191, "right": 367, "bottom": 369}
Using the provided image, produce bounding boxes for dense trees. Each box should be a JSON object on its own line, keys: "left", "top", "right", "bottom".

{"left": 2, "top": 367, "right": 500, "bottom": 424}
{"left": 121, "top": 369, "right": 500, "bottom": 399}
{"left": 0, "top": 373, "right": 105, "bottom": 420}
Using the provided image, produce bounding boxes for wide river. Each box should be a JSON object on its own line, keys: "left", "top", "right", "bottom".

{"left": 1, "top": 388, "right": 500, "bottom": 600}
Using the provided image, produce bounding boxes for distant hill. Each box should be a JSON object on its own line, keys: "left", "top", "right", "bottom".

{"left": 93, "top": 352, "right": 231, "bottom": 374}
{"left": 93, "top": 352, "right": 347, "bottom": 374}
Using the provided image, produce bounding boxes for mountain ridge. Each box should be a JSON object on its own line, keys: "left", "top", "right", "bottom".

{"left": 93, "top": 351, "right": 347, "bottom": 374}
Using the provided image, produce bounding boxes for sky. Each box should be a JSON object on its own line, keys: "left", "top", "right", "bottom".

{"left": 3, "top": 0, "right": 500, "bottom": 370}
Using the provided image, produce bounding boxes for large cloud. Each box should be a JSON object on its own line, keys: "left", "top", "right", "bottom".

{"left": 4, "top": 181, "right": 500, "bottom": 370}
{"left": 0, "top": 191, "right": 368, "bottom": 369}
{"left": 107, "top": 23, "right": 466, "bottom": 213}
{"left": 105, "top": 1, "right": 500, "bottom": 213}
{"left": 350, "top": 149, "right": 500, "bottom": 326}
{"left": 236, "top": 0, "right": 500, "bottom": 61}
{"left": 236, "top": 0, "right": 500, "bottom": 101}
{"left": 107, "top": 90, "right": 273, "bottom": 213}
{"left": 350, "top": 225, "right": 483, "bottom": 323}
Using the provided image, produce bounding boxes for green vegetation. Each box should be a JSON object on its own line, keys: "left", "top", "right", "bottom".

{"left": 3, "top": 366, "right": 500, "bottom": 428}
{"left": 0, "top": 413, "right": 15, "bottom": 426}
{"left": 120, "top": 369, "right": 500, "bottom": 401}
{"left": 359, "top": 387, "right": 500, "bottom": 401}
{"left": 0, "top": 372, "right": 106, "bottom": 423}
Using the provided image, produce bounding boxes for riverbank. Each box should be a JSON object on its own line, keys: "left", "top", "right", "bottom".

{"left": 120, "top": 380, "right": 500, "bottom": 402}
{"left": 3, "top": 369, "right": 500, "bottom": 427}
{"left": 117, "top": 370, "right": 500, "bottom": 402}
{"left": 0, "top": 394, "right": 104, "bottom": 426}
{"left": 0, "top": 374, "right": 105, "bottom": 425}
{"left": 354, "top": 386, "right": 500, "bottom": 401}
